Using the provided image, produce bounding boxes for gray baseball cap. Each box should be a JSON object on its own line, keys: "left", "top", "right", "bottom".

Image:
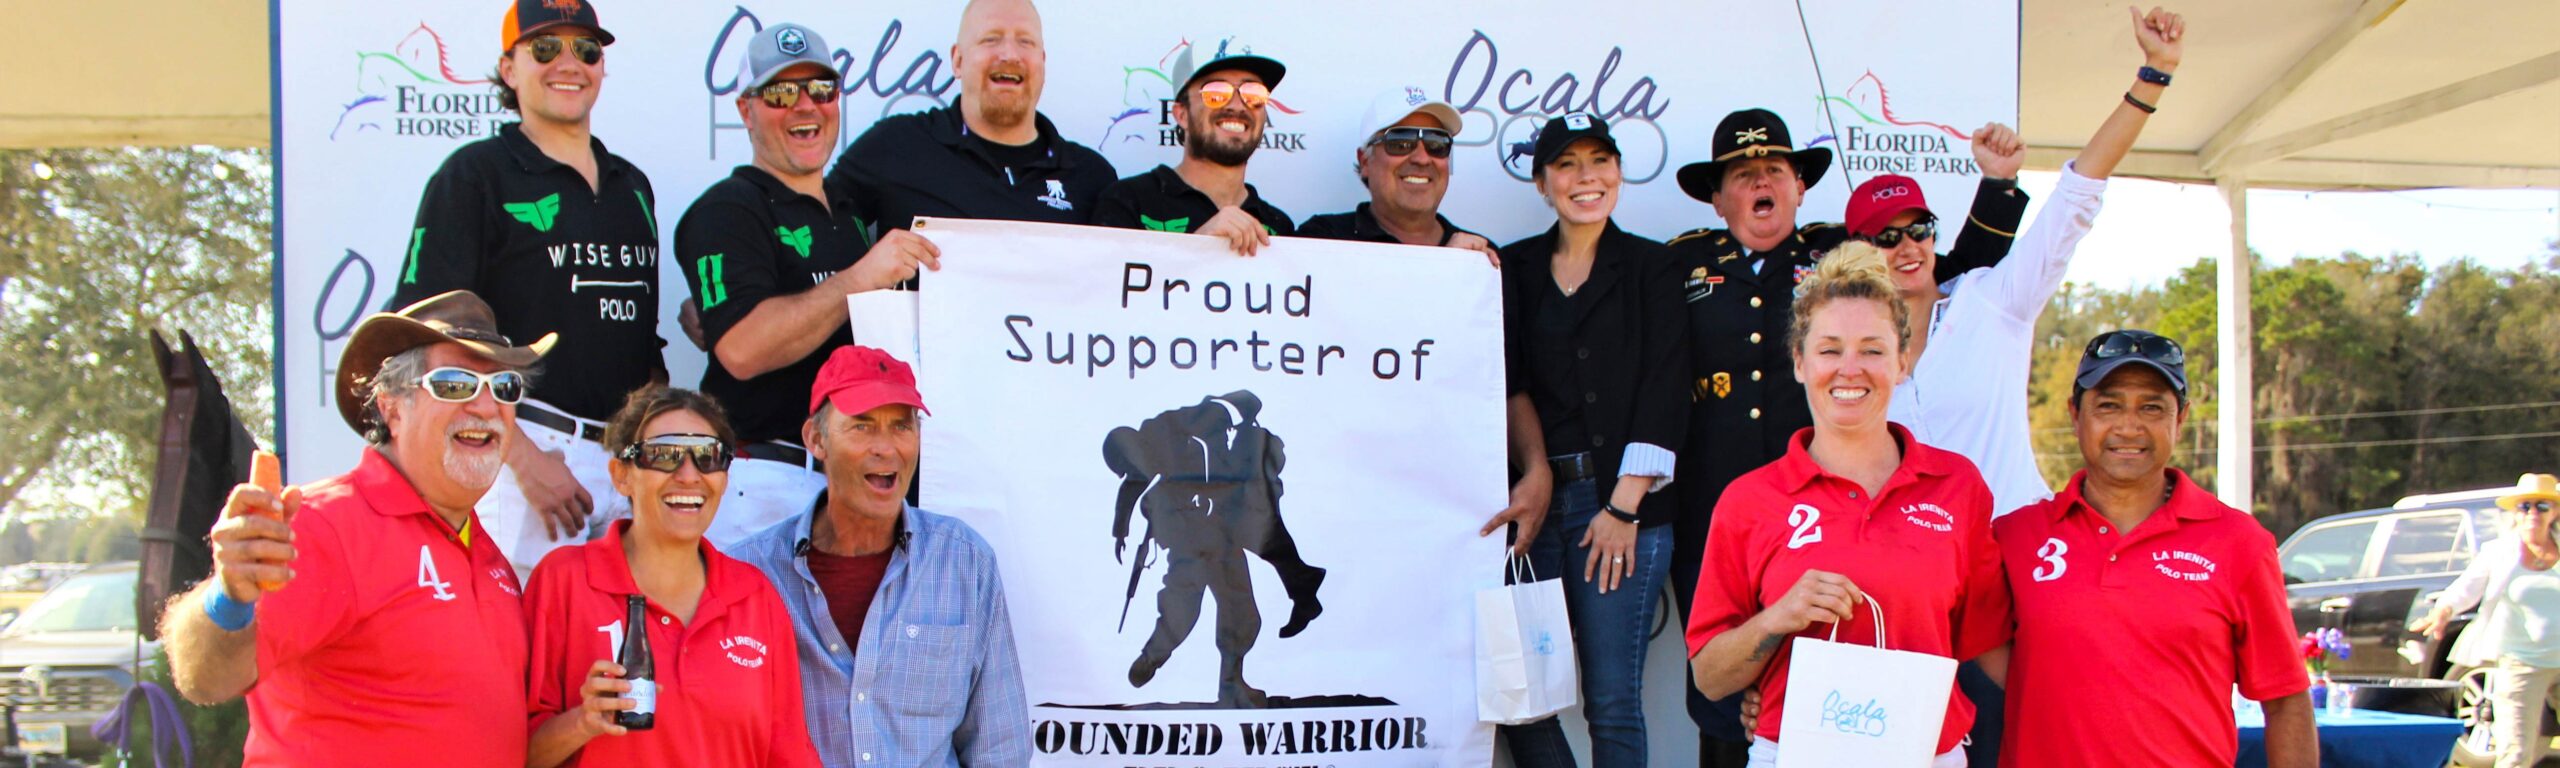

{"left": 737, "top": 23, "right": 841, "bottom": 92}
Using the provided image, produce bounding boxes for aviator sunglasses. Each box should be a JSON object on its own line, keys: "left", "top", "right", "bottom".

{"left": 754, "top": 78, "right": 842, "bottom": 109}
{"left": 1195, "top": 81, "right": 1271, "bottom": 111}
{"left": 618, "top": 434, "right": 735, "bottom": 474}
{"left": 1858, "top": 217, "right": 1938, "bottom": 249}
{"left": 418, "top": 367, "right": 528, "bottom": 405}
{"left": 1370, "top": 127, "right": 1453, "bottom": 159}
{"left": 2520, "top": 500, "right": 2558, "bottom": 515}
{"left": 2085, "top": 330, "right": 2186, "bottom": 367}
{"left": 523, "top": 35, "right": 604, "bottom": 66}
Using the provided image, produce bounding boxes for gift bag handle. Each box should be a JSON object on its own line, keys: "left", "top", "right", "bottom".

{"left": 1822, "top": 595, "right": 1890, "bottom": 649}
{"left": 1507, "top": 553, "right": 1540, "bottom": 583}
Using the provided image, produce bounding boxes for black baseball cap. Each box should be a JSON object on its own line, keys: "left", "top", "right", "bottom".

{"left": 1531, "top": 112, "right": 1618, "bottom": 171}
{"left": 1180, "top": 54, "right": 1286, "bottom": 94}
{"left": 503, "top": 0, "right": 616, "bottom": 49}
{"left": 2074, "top": 329, "right": 2188, "bottom": 395}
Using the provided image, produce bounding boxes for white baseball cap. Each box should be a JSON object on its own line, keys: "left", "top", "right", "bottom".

{"left": 1357, "top": 86, "right": 1463, "bottom": 142}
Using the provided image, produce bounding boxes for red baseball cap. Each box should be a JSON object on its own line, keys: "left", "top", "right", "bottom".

{"left": 809, "top": 346, "right": 930, "bottom": 418}
{"left": 1844, "top": 174, "right": 1933, "bottom": 237}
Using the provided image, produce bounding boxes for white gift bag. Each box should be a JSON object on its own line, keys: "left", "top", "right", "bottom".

{"left": 1775, "top": 598, "right": 1958, "bottom": 768}
{"left": 1475, "top": 555, "right": 1580, "bottom": 724}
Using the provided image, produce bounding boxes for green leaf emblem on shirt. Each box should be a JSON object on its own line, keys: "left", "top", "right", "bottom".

{"left": 503, "top": 193, "right": 562, "bottom": 233}
{"left": 1139, "top": 215, "right": 1191, "bottom": 233}
{"left": 776, "top": 226, "right": 814, "bottom": 258}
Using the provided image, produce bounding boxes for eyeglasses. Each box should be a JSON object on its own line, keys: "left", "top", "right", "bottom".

{"left": 2521, "top": 500, "right": 2558, "bottom": 514}
{"left": 753, "top": 78, "right": 842, "bottom": 109}
{"left": 1195, "top": 81, "right": 1271, "bottom": 111}
{"left": 618, "top": 434, "right": 734, "bottom": 474}
{"left": 1369, "top": 127, "right": 1453, "bottom": 159}
{"left": 524, "top": 35, "right": 604, "bottom": 66}
{"left": 417, "top": 367, "right": 528, "bottom": 405}
{"left": 1858, "top": 217, "right": 1938, "bottom": 249}
{"left": 2085, "top": 331, "right": 2186, "bottom": 366}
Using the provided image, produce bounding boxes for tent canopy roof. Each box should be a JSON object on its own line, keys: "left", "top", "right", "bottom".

{"left": 5, "top": 1, "right": 2554, "bottom": 190}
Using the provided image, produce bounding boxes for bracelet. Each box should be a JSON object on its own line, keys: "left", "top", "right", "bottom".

{"left": 2122, "top": 92, "right": 2158, "bottom": 114}
{"left": 2137, "top": 66, "right": 2174, "bottom": 86}
{"left": 1603, "top": 502, "right": 1640, "bottom": 524}
{"left": 1982, "top": 176, "right": 2019, "bottom": 192}
{"left": 204, "top": 587, "right": 256, "bottom": 632}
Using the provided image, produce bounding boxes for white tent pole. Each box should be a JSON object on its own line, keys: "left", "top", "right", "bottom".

{"left": 2215, "top": 175, "right": 2257, "bottom": 512}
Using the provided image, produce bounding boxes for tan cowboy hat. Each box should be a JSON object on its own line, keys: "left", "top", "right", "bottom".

{"left": 2498, "top": 473, "right": 2560, "bottom": 510}
{"left": 335, "top": 290, "right": 555, "bottom": 435}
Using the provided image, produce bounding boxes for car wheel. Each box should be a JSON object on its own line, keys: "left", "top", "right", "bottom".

{"left": 2452, "top": 664, "right": 2503, "bottom": 767}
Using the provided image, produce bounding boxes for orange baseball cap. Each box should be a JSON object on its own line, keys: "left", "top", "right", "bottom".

{"left": 502, "top": 0, "right": 615, "bottom": 51}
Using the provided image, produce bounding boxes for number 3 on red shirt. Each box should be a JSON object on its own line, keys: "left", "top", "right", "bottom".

{"left": 1787, "top": 505, "right": 1823, "bottom": 550}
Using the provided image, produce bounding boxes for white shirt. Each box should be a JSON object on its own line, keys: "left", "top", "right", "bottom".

{"left": 1889, "top": 163, "right": 2109, "bottom": 516}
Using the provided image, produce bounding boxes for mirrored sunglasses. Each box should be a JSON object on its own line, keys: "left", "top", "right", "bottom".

{"left": 1196, "top": 81, "right": 1271, "bottom": 111}
{"left": 2520, "top": 500, "right": 2557, "bottom": 514}
{"left": 2086, "top": 331, "right": 2187, "bottom": 367}
{"left": 754, "top": 78, "right": 842, "bottom": 109}
{"left": 1859, "top": 218, "right": 1938, "bottom": 249}
{"left": 525, "top": 35, "right": 604, "bottom": 66}
{"left": 618, "top": 434, "right": 734, "bottom": 474}
{"left": 1371, "top": 127, "right": 1453, "bottom": 159}
{"left": 418, "top": 367, "right": 527, "bottom": 405}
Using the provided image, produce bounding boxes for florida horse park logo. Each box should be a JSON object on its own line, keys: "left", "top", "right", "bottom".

{"left": 1805, "top": 71, "right": 1985, "bottom": 176}
{"left": 329, "top": 24, "right": 511, "bottom": 142}
{"left": 1098, "top": 37, "right": 1309, "bottom": 155}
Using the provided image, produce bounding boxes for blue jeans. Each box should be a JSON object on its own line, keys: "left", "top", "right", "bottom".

{"left": 1508, "top": 477, "right": 1675, "bottom": 767}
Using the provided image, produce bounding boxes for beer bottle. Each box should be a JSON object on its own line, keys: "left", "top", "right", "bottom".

{"left": 617, "top": 595, "right": 657, "bottom": 731}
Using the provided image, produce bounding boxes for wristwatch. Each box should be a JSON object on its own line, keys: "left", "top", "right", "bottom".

{"left": 2137, "top": 66, "right": 2173, "bottom": 86}
{"left": 1603, "top": 502, "right": 1640, "bottom": 524}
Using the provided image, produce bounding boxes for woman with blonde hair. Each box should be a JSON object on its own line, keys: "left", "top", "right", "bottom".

{"left": 1684, "top": 241, "right": 2006, "bottom": 767}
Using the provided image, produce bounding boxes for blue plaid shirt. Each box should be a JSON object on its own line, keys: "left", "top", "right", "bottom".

{"left": 734, "top": 503, "right": 1030, "bottom": 768}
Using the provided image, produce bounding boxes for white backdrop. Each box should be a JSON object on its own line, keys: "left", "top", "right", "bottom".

{"left": 273, "top": 0, "right": 2018, "bottom": 478}
{"left": 912, "top": 218, "right": 1507, "bottom": 765}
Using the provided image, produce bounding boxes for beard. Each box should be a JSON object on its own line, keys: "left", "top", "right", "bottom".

{"left": 442, "top": 416, "right": 508, "bottom": 490}
{"left": 1184, "top": 112, "right": 1261, "bottom": 167}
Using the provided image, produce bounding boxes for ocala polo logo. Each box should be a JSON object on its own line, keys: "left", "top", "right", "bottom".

{"left": 722, "top": 635, "right": 770, "bottom": 668}
{"left": 330, "top": 24, "right": 511, "bottom": 142}
{"left": 1805, "top": 71, "right": 1984, "bottom": 177}
{"left": 2151, "top": 549, "right": 2218, "bottom": 582}
{"left": 1096, "top": 37, "right": 1309, "bottom": 155}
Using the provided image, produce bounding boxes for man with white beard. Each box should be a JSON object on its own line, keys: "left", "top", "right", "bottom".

{"left": 1092, "top": 53, "right": 1296, "bottom": 255}
{"left": 161, "top": 291, "right": 552, "bottom": 767}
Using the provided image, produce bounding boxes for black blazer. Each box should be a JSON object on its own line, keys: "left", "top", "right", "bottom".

{"left": 1501, "top": 221, "right": 1692, "bottom": 524}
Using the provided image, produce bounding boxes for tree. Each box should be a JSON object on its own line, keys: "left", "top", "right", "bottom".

{"left": 0, "top": 148, "right": 274, "bottom": 526}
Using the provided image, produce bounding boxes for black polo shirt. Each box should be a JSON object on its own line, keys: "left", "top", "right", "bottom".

{"left": 1297, "top": 203, "right": 1471, "bottom": 246}
{"left": 1091, "top": 165, "right": 1296, "bottom": 236}
{"left": 826, "top": 100, "right": 1117, "bottom": 229}
{"left": 391, "top": 122, "right": 665, "bottom": 421}
{"left": 674, "top": 166, "right": 872, "bottom": 445}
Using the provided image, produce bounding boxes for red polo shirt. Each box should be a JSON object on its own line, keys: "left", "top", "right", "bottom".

{"left": 1686, "top": 425, "right": 2008, "bottom": 755}
{"left": 1994, "top": 469, "right": 2308, "bottom": 768}
{"left": 246, "top": 449, "right": 528, "bottom": 767}
{"left": 523, "top": 520, "right": 820, "bottom": 767}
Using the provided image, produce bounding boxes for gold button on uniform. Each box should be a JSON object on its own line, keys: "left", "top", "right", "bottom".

{"left": 1751, "top": 297, "right": 1763, "bottom": 308}
{"left": 1749, "top": 332, "right": 1763, "bottom": 343}
{"left": 1751, "top": 370, "right": 1762, "bottom": 381}
{"left": 1750, "top": 408, "right": 1762, "bottom": 419}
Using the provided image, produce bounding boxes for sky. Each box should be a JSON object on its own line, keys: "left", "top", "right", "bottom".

{"left": 2016, "top": 171, "right": 2560, "bottom": 292}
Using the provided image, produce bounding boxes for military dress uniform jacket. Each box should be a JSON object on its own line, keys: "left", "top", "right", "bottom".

{"left": 1667, "top": 178, "right": 2029, "bottom": 534}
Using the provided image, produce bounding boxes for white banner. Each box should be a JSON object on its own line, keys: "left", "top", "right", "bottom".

{"left": 913, "top": 218, "right": 1507, "bottom": 766}
{"left": 272, "top": 0, "right": 2017, "bottom": 480}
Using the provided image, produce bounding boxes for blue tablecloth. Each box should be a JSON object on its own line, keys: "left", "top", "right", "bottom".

{"left": 2236, "top": 707, "right": 2465, "bottom": 768}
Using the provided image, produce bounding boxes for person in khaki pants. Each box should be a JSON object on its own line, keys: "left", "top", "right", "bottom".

{"left": 2416, "top": 473, "right": 2560, "bottom": 768}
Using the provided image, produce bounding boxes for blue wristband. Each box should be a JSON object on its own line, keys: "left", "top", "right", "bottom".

{"left": 204, "top": 588, "right": 256, "bottom": 632}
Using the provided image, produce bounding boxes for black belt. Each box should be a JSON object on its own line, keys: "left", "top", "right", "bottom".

{"left": 738, "top": 442, "right": 820, "bottom": 469}
{"left": 1547, "top": 452, "right": 1598, "bottom": 484}
{"left": 517, "top": 401, "right": 605, "bottom": 442}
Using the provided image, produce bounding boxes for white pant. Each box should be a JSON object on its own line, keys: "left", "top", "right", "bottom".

{"left": 706, "top": 451, "right": 827, "bottom": 551}
{"left": 2494, "top": 658, "right": 2560, "bottom": 768}
{"left": 1748, "top": 736, "right": 1966, "bottom": 768}
{"left": 482, "top": 405, "right": 628, "bottom": 578}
